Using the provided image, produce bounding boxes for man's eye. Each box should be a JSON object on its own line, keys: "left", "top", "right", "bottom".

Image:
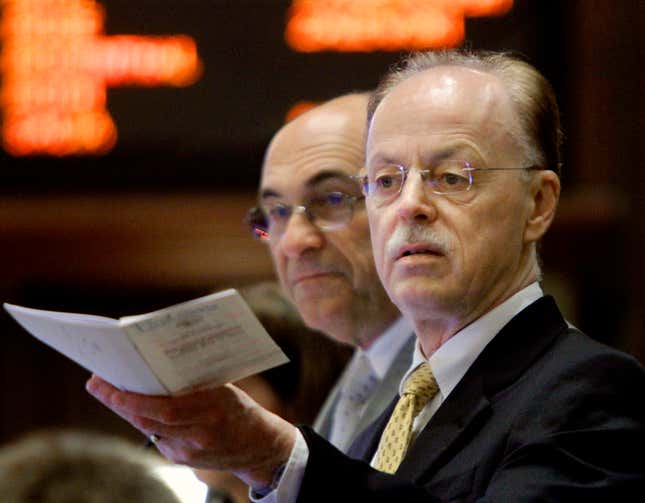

{"left": 442, "top": 172, "right": 466, "bottom": 185}
{"left": 268, "top": 205, "right": 290, "bottom": 220}
{"left": 308, "top": 192, "right": 348, "bottom": 214}
{"left": 325, "top": 192, "right": 346, "bottom": 206}
{"left": 375, "top": 174, "right": 399, "bottom": 191}
{"left": 435, "top": 171, "right": 470, "bottom": 192}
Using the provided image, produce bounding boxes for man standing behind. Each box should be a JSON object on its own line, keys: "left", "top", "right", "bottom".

{"left": 248, "top": 93, "right": 414, "bottom": 452}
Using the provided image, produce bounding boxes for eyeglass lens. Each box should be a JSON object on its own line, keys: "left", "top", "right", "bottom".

{"left": 364, "top": 160, "right": 473, "bottom": 204}
{"left": 248, "top": 192, "right": 357, "bottom": 239}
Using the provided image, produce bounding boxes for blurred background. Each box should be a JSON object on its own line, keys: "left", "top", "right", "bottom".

{"left": 0, "top": 0, "right": 642, "bottom": 445}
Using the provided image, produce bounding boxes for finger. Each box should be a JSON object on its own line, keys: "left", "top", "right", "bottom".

{"left": 86, "top": 375, "right": 243, "bottom": 426}
{"left": 84, "top": 384, "right": 163, "bottom": 438}
{"left": 85, "top": 377, "right": 140, "bottom": 422}
{"left": 128, "top": 414, "right": 197, "bottom": 442}
{"left": 153, "top": 385, "right": 246, "bottom": 424}
{"left": 86, "top": 375, "right": 181, "bottom": 422}
{"left": 148, "top": 435, "right": 205, "bottom": 468}
{"left": 85, "top": 390, "right": 196, "bottom": 447}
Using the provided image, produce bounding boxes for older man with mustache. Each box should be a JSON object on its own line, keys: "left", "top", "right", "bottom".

{"left": 296, "top": 49, "right": 644, "bottom": 501}
{"left": 86, "top": 50, "right": 644, "bottom": 502}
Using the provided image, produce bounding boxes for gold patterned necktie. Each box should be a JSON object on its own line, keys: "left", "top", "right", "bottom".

{"left": 373, "top": 362, "right": 439, "bottom": 474}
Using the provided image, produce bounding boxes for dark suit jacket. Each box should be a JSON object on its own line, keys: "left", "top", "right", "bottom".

{"left": 313, "top": 333, "right": 415, "bottom": 451}
{"left": 296, "top": 297, "right": 644, "bottom": 502}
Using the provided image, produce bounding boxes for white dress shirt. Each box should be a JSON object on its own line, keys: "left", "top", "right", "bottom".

{"left": 372, "top": 282, "right": 543, "bottom": 461}
{"left": 329, "top": 316, "right": 414, "bottom": 451}
{"left": 253, "top": 283, "right": 543, "bottom": 503}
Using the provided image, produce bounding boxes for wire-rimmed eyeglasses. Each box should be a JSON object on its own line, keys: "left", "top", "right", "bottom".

{"left": 360, "top": 160, "right": 541, "bottom": 206}
{"left": 246, "top": 192, "right": 364, "bottom": 241}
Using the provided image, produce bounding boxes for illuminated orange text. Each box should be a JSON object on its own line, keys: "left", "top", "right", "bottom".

{"left": 286, "top": 0, "right": 514, "bottom": 52}
{"left": 0, "top": 0, "right": 203, "bottom": 156}
{"left": 285, "top": 101, "right": 320, "bottom": 123}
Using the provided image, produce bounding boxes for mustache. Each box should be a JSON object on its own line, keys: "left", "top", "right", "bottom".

{"left": 385, "top": 224, "right": 451, "bottom": 259}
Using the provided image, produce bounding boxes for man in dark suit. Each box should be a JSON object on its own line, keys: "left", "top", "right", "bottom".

{"left": 87, "top": 50, "right": 643, "bottom": 501}
{"left": 295, "top": 49, "right": 644, "bottom": 501}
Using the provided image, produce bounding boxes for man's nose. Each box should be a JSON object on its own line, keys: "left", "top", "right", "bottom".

{"left": 396, "top": 169, "right": 437, "bottom": 223}
{"left": 278, "top": 209, "right": 324, "bottom": 258}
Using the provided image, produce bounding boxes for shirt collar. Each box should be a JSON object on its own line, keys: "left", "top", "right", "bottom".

{"left": 356, "top": 316, "right": 414, "bottom": 380}
{"left": 403, "top": 282, "right": 543, "bottom": 398}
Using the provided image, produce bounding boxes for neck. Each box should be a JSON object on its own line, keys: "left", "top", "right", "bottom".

{"left": 352, "top": 309, "right": 400, "bottom": 350}
{"left": 414, "top": 262, "right": 540, "bottom": 357}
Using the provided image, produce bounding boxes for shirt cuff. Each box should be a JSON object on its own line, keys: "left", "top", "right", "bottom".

{"left": 249, "top": 428, "right": 309, "bottom": 503}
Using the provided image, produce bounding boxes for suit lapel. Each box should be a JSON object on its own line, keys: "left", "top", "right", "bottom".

{"left": 315, "top": 334, "right": 415, "bottom": 445}
{"left": 354, "top": 334, "right": 415, "bottom": 435}
{"left": 347, "top": 397, "right": 397, "bottom": 460}
{"left": 398, "top": 372, "right": 490, "bottom": 480}
{"left": 397, "top": 296, "right": 567, "bottom": 482}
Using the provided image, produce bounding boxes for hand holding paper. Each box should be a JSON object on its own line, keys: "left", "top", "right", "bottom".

{"left": 85, "top": 374, "right": 298, "bottom": 491}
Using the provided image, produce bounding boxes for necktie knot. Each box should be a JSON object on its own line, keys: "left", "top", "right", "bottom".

{"left": 402, "top": 362, "right": 438, "bottom": 414}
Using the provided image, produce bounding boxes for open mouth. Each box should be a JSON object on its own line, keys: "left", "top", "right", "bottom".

{"left": 397, "top": 246, "right": 442, "bottom": 260}
{"left": 401, "top": 249, "right": 436, "bottom": 257}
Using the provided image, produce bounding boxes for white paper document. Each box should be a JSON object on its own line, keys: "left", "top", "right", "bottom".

{"left": 4, "top": 289, "right": 289, "bottom": 395}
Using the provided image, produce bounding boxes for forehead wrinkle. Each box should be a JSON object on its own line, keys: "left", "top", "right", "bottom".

{"left": 261, "top": 139, "right": 364, "bottom": 203}
{"left": 279, "top": 136, "right": 364, "bottom": 169}
{"left": 267, "top": 101, "right": 364, "bottom": 164}
{"left": 263, "top": 127, "right": 364, "bottom": 191}
{"left": 260, "top": 167, "right": 358, "bottom": 203}
{"left": 306, "top": 169, "right": 357, "bottom": 187}
{"left": 368, "top": 136, "right": 485, "bottom": 168}
{"left": 262, "top": 94, "right": 368, "bottom": 200}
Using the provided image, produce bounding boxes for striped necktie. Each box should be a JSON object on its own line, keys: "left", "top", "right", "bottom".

{"left": 330, "top": 352, "right": 378, "bottom": 451}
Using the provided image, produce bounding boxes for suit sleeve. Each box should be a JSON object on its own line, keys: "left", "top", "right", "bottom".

{"left": 478, "top": 350, "right": 644, "bottom": 502}
{"left": 296, "top": 350, "right": 644, "bottom": 502}
{"left": 296, "top": 426, "right": 438, "bottom": 503}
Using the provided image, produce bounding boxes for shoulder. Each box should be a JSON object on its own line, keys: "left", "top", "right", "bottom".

{"left": 536, "top": 326, "right": 644, "bottom": 388}
{"left": 507, "top": 326, "right": 644, "bottom": 440}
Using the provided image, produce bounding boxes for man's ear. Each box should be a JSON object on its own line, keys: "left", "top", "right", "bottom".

{"left": 524, "top": 170, "right": 560, "bottom": 243}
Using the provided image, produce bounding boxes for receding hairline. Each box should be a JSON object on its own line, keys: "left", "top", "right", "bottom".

{"left": 369, "top": 64, "right": 520, "bottom": 130}
{"left": 369, "top": 65, "right": 524, "bottom": 157}
{"left": 366, "top": 50, "right": 563, "bottom": 175}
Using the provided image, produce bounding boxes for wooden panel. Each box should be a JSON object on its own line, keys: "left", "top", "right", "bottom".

{"left": 0, "top": 191, "right": 275, "bottom": 289}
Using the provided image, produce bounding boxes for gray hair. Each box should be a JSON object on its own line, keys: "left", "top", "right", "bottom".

{"left": 367, "top": 49, "right": 563, "bottom": 176}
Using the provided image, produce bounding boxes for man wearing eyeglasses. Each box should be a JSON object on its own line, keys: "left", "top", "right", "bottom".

{"left": 293, "top": 50, "right": 644, "bottom": 500}
{"left": 87, "top": 50, "right": 643, "bottom": 501}
{"left": 246, "top": 93, "right": 413, "bottom": 453}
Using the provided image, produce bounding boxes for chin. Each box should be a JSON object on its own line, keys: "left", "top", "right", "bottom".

{"left": 296, "top": 296, "right": 351, "bottom": 336}
{"left": 391, "top": 279, "right": 450, "bottom": 317}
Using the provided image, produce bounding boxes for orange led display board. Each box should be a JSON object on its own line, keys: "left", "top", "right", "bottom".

{"left": 285, "top": 100, "right": 319, "bottom": 123}
{"left": 0, "top": 0, "right": 202, "bottom": 156}
{"left": 286, "top": 0, "right": 514, "bottom": 52}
